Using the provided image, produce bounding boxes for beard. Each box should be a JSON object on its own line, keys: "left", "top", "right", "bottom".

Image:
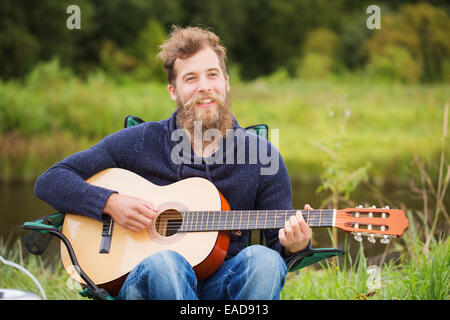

{"left": 175, "top": 89, "right": 235, "bottom": 138}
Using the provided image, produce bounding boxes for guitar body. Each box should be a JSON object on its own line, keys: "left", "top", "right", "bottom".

{"left": 60, "top": 168, "right": 230, "bottom": 296}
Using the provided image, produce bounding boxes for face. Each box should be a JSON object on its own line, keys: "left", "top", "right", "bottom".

{"left": 168, "top": 47, "right": 233, "bottom": 134}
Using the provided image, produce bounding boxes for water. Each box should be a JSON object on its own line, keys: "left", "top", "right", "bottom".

{"left": 0, "top": 179, "right": 442, "bottom": 263}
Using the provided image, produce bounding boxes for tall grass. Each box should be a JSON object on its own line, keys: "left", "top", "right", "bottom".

{"left": 282, "top": 104, "right": 449, "bottom": 300}
{"left": 1, "top": 233, "right": 447, "bottom": 300}
{"left": 0, "top": 238, "right": 85, "bottom": 300}
{"left": 281, "top": 236, "right": 449, "bottom": 300}
{"left": 0, "top": 59, "right": 449, "bottom": 182}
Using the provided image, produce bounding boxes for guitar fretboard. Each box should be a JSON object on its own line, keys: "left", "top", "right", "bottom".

{"left": 178, "top": 209, "right": 335, "bottom": 232}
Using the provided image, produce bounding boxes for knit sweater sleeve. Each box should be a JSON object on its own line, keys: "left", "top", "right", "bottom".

{"left": 255, "top": 144, "right": 312, "bottom": 262}
{"left": 34, "top": 125, "right": 144, "bottom": 221}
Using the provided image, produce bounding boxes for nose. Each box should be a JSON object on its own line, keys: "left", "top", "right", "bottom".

{"left": 197, "top": 75, "right": 212, "bottom": 93}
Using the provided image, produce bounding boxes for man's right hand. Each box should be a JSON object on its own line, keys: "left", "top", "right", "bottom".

{"left": 103, "top": 193, "right": 158, "bottom": 232}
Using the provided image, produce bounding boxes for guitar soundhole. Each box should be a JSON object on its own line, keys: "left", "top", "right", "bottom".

{"left": 155, "top": 209, "right": 183, "bottom": 237}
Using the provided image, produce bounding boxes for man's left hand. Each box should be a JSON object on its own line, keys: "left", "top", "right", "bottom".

{"left": 279, "top": 204, "right": 313, "bottom": 255}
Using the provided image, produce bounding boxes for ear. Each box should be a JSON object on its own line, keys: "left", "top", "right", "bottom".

{"left": 225, "top": 74, "right": 230, "bottom": 92}
{"left": 167, "top": 84, "right": 178, "bottom": 102}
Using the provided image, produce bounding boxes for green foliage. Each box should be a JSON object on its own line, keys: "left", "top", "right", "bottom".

{"left": 297, "top": 53, "right": 335, "bottom": 80}
{"left": 281, "top": 237, "right": 449, "bottom": 300}
{"left": 133, "top": 19, "right": 167, "bottom": 82}
{"left": 303, "top": 28, "right": 340, "bottom": 57}
{"left": 1, "top": 1, "right": 449, "bottom": 83}
{"left": 0, "top": 238, "right": 85, "bottom": 300}
{"left": 0, "top": 62, "right": 448, "bottom": 183}
{"left": 99, "top": 40, "right": 138, "bottom": 76}
{"left": 366, "top": 45, "right": 422, "bottom": 83}
{"left": 364, "top": 2, "right": 450, "bottom": 82}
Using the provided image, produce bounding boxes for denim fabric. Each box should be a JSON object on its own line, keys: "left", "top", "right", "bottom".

{"left": 117, "top": 245, "right": 287, "bottom": 300}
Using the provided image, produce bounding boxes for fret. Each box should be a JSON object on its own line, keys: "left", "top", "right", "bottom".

{"left": 224, "top": 211, "right": 229, "bottom": 230}
{"left": 185, "top": 211, "right": 191, "bottom": 232}
{"left": 274, "top": 210, "right": 277, "bottom": 229}
{"left": 268, "top": 210, "right": 274, "bottom": 228}
{"left": 231, "top": 210, "right": 235, "bottom": 230}
{"left": 194, "top": 211, "right": 198, "bottom": 230}
{"left": 182, "top": 209, "right": 334, "bottom": 232}
{"left": 215, "top": 211, "right": 220, "bottom": 230}
{"left": 319, "top": 210, "right": 322, "bottom": 227}
{"left": 310, "top": 211, "right": 317, "bottom": 227}
{"left": 263, "top": 210, "right": 267, "bottom": 229}
{"left": 187, "top": 211, "right": 192, "bottom": 232}
{"left": 218, "top": 211, "right": 227, "bottom": 230}
{"left": 238, "top": 211, "right": 243, "bottom": 230}
{"left": 202, "top": 211, "right": 206, "bottom": 231}
{"left": 181, "top": 212, "right": 186, "bottom": 232}
{"left": 201, "top": 211, "right": 206, "bottom": 231}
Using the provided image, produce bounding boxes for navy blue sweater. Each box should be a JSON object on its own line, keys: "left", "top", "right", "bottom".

{"left": 34, "top": 111, "right": 310, "bottom": 263}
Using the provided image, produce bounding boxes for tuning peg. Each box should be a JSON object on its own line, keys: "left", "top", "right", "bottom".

{"left": 353, "top": 232, "right": 363, "bottom": 242}
{"left": 367, "top": 234, "right": 376, "bottom": 244}
{"left": 380, "top": 235, "right": 390, "bottom": 244}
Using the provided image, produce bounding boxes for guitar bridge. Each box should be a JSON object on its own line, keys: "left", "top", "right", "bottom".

{"left": 99, "top": 217, "right": 114, "bottom": 254}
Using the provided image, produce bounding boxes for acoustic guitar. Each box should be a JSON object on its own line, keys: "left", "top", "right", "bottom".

{"left": 60, "top": 168, "right": 409, "bottom": 296}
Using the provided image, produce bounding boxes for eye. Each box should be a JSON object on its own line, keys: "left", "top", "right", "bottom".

{"left": 208, "top": 72, "right": 219, "bottom": 78}
{"left": 185, "top": 76, "right": 195, "bottom": 82}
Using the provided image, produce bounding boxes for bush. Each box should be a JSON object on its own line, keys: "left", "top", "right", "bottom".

{"left": 366, "top": 45, "right": 422, "bottom": 83}
{"left": 297, "top": 53, "right": 334, "bottom": 79}
{"left": 296, "top": 28, "right": 339, "bottom": 79}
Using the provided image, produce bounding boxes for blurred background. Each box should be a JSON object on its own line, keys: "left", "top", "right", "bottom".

{"left": 0, "top": 0, "right": 449, "bottom": 263}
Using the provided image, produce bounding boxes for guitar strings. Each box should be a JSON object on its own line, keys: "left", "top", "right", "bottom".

{"left": 154, "top": 210, "right": 391, "bottom": 232}
{"left": 157, "top": 216, "right": 389, "bottom": 232}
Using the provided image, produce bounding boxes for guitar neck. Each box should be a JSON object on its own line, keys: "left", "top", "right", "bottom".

{"left": 178, "top": 209, "right": 336, "bottom": 232}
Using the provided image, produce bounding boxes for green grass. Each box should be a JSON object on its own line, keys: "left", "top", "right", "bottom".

{"left": 0, "top": 60, "right": 449, "bottom": 183}
{"left": 1, "top": 235, "right": 447, "bottom": 300}
{"left": 281, "top": 237, "right": 449, "bottom": 300}
{"left": 0, "top": 238, "right": 85, "bottom": 300}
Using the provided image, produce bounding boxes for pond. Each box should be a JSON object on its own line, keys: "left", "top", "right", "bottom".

{"left": 0, "top": 178, "right": 436, "bottom": 264}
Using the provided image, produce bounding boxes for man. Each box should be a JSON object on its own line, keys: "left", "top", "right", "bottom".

{"left": 34, "top": 26, "right": 312, "bottom": 300}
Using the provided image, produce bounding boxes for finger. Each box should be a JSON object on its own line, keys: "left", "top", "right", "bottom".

{"left": 125, "top": 218, "right": 147, "bottom": 232}
{"left": 283, "top": 220, "right": 293, "bottom": 243}
{"left": 141, "top": 200, "right": 158, "bottom": 213}
{"left": 278, "top": 228, "right": 287, "bottom": 245}
{"left": 132, "top": 210, "right": 153, "bottom": 228}
{"left": 284, "top": 217, "right": 298, "bottom": 243}
{"left": 296, "top": 211, "right": 312, "bottom": 236}
{"left": 137, "top": 203, "right": 158, "bottom": 220}
{"left": 289, "top": 214, "right": 302, "bottom": 239}
{"left": 125, "top": 225, "right": 141, "bottom": 233}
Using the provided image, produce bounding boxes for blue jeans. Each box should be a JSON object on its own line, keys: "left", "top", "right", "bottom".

{"left": 117, "top": 245, "right": 287, "bottom": 300}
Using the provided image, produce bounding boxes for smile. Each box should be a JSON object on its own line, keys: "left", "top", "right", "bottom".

{"left": 197, "top": 98, "right": 215, "bottom": 108}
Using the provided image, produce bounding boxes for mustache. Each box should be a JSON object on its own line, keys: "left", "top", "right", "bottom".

{"left": 183, "top": 91, "right": 225, "bottom": 109}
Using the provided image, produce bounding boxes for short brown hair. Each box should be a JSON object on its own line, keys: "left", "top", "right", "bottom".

{"left": 157, "top": 25, "right": 227, "bottom": 85}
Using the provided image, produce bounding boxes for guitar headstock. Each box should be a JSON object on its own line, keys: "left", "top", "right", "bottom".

{"left": 336, "top": 205, "right": 409, "bottom": 244}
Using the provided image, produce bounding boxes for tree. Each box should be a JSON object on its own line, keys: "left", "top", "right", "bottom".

{"left": 364, "top": 2, "right": 450, "bottom": 82}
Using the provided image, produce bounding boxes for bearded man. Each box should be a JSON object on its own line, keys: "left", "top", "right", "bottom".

{"left": 34, "top": 26, "right": 312, "bottom": 300}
